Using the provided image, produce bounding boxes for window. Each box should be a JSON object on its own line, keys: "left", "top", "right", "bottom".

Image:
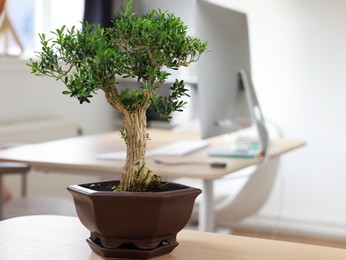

{"left": 6, "top": 0, "right": 34, "bottom": 54}
{"left": 2, "top": 0, "right": 84, "bottom": 56}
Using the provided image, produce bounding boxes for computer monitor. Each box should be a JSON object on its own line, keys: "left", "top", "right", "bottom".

{"left": 196, "top": 0, "right": 269, "bottom": 156}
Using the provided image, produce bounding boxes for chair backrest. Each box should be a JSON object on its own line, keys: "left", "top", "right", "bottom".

{"left": 215, "top": 153, "right": 280, "bottom": 226}
{"left": 0, "top": 0, "right": 5, "bottom": 28}
{"left": 0, "top": 0, "right": 5, "bottom": 15}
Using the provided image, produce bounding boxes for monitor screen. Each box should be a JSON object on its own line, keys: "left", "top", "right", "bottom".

{"left": 196, "top": 1, "right": 253, "bottom": 140}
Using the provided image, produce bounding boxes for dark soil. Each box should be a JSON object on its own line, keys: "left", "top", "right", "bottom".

{"left": 81, "top": 180, "right": 188, "bottom": 192}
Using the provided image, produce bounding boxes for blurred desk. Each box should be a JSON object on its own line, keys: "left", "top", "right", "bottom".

{"left": 0, "top": 129, "right": 304, "bottom": 231}
{"left": 1, "top": 215, "right": 345, "bottom": 260}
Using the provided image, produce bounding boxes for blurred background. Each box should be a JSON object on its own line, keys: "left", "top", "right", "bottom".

{"left": 1, "top": 0, "right": 346, "bottom": 244}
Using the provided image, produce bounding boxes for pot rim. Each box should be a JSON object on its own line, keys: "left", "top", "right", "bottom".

{"left": 67, "top": 180, "right": 202, "bottom": 198}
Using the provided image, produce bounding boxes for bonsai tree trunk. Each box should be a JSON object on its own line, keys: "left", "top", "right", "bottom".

{"left": 104, "top": 88, "right": 159, "bottom": 191}
{"left": 119, "top": 108, "right": 160, "bottom": 191}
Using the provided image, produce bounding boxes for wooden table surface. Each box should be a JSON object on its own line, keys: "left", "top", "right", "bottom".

{"left": 0, "top": 129, "right": 305, "bottom": 232}
{"left": 0, "top": 129, "right": 305, "bottom": 179}
{"left": 0, "top": 215, "right": 345, "bottom": 260}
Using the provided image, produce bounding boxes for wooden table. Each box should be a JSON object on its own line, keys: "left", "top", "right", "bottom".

{"left": 1, "top": 215, "right": 345, "bottom": 260}
{"left": 0, "top": 129, "right": 305, "bottom": 231}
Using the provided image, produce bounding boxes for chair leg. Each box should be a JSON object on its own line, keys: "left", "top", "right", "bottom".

{"left": 21, "top": 173, "right": 27, "bottom": 197}
{"left": 0, "top": 175, "right": 3, "bottom": 220}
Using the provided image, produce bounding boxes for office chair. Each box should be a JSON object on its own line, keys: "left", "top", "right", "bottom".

{"left": 171, "top": 110, "right": 283, "bottom": 229}
{"left": 177, "top": 151, "right": 279, "bottom": 231}
{"left": 209, "top": 123, "right": 282, "bottom": 229}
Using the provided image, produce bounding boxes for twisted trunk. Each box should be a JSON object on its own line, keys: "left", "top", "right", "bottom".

{"left": 104, "top": 87, "right": 159, "bottom": 191}
{"left": 119, "top": 109, "right": 160, "bottom": 191}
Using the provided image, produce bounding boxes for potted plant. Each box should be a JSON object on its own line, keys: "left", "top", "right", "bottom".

{"left": 28, "top": 0, "right": 207, "bottom": 259}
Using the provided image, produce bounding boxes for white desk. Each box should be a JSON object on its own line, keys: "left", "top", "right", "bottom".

{"left": 0, "top": 129, "right": 305, "bottom": 231}
{"left": 1, "top": 215, "right": 346, "bottom": 260}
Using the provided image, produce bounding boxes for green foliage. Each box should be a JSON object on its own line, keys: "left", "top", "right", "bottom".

{"left": 28, "top": 23, "right": 121, "bottom": 104}
{"left": 120, "top": 127, "right": 127, "bottom": 143}
{"left": 27, "top": 0, "right": 207, "bottom": 118}
{"left": 150, "top": 80, "right": 189, "bottom": 120}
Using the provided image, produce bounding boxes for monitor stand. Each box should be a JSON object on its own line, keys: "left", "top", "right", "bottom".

{"left": 208, "top": 69, "right": 270, "bottom": 158}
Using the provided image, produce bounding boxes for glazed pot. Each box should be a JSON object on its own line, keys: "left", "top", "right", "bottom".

{"left": 67, "top": 180, "right": 201, "bottom": 259}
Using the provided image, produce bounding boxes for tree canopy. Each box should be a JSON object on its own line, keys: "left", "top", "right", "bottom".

{"left": 28, "top": 0, "right": 207, "bottom": 120}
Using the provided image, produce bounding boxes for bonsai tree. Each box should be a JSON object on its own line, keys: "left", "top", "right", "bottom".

{"left": 28, "top": 0, "right": 207, "bottom": 192}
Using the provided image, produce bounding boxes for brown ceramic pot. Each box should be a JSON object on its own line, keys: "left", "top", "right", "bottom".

{"left": 67, "top": 180, "right": 201, "bottom": 259}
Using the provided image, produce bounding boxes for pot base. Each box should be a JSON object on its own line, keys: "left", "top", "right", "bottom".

{"left": 86, "top": 238, "right": 179, "bottom": 259}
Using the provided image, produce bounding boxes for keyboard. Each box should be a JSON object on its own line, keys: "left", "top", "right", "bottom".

{"left": 97, "top": 140, "right": 209, "bottom": 160}
{"left": 148, "top": 140, "right": 209, "bottom": 156}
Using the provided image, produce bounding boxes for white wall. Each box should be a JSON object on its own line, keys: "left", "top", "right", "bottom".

{"left": 209, "top": 0, "right": 346, "bottom": 239}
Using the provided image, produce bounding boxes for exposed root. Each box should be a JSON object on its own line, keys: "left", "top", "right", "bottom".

{"left": 116, "top": 165, "right": 161, "bottom": 192}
